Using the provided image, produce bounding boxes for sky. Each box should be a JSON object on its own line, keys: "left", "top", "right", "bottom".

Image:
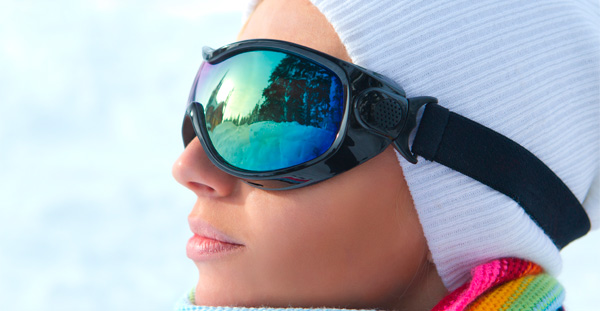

{"left": 0, "top": 1, "right": 598, "bottom": 311}
{"left": 195, "top": 50, "right": 286, "bottom": 120}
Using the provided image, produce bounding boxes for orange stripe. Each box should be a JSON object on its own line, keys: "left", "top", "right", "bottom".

{"left": 466, "top": 276, "right": 535, "bottom": 311}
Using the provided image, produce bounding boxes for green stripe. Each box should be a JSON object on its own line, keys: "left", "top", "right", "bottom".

{"left": 506, "top": 274, "right": 563, "bottom": 311}
{"left": 188, "top": 288, "right": 196, "bottom": 304}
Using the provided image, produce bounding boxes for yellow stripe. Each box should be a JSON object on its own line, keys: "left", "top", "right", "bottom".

{"left": 466, "top": 276, "right": 535, "bottom": 311}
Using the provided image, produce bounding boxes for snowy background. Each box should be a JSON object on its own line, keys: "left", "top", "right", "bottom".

{"left": 0, "top": 1, "right": 598, "bottom": 310}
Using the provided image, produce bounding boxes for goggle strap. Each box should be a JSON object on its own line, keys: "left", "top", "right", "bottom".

{"left": 412, "top": 102, "right": 590, "bottom": 249}
{"left": 393, "top": 96, "right": 438, "bottom": 164}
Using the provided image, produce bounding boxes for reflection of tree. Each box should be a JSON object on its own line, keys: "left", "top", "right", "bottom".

{"left": 205, "top": 73, "right": 232, "bottom": 131}
{"left": 259, "top": 55, "right": 342, "bottom": 127}
{"left": 228, "top": 54, "right": 343, "bottom": 128}
{"left": 205, "top": 103, "right": 224, "bottom": 131}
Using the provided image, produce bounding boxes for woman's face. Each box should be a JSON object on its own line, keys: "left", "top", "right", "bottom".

{"left": 172, "top": 0, "right": 442, "bottom": 309}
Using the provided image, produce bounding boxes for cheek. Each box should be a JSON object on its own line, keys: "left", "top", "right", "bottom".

{"left": 245, "top": 178, "right": 427, "bottom": 306}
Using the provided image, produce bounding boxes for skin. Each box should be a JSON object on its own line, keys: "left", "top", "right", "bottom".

{"left": 172, "top": 0, "right": 448, "bottom": 309}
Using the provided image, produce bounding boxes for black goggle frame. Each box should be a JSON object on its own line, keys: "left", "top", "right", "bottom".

{"left": 183, "top": 39, "right": 436, "bottom": 190}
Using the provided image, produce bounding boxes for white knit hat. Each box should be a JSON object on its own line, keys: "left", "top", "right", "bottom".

{"left": 243, "top": 0, "right": 600, "bottom": 290}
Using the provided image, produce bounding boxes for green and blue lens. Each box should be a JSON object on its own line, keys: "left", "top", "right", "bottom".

{"left": 190, "top": 50, "right": 345, "bottom": 172}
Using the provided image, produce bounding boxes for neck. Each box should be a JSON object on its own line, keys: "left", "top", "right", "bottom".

{"left": 386, "top": 260, "right": 448, "bottom": 311}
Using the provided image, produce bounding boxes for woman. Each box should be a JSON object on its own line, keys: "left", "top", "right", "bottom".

{"left": 172, "top": 0, "right": 599, "bottom": 310}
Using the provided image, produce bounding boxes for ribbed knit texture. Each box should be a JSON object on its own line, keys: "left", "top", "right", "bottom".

{"left": 173, "top": 289, "right": 374, "bottom": 311}
{"left": 433, "top": 258, "right": 563, "bottom": 311}
{"left": 173, "top": 302, "right": 372, "bottom": 311}
{"left": 292, "top": 0, "right": 600, "bottom": 290}
{"left": 173, "top": 299, "right": 372, "bottom": 311}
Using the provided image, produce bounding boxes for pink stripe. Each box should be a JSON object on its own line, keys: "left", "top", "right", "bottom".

{"left": 432, "top": 258, "right": 540, "bottom": 311}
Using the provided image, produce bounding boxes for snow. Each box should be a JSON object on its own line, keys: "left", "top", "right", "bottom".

{"left": 210, "top": 121, "right": 336, "bottom": 171}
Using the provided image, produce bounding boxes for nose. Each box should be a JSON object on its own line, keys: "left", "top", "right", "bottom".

{"left": 172, "top": 137, "right": 239, "bottom": 197}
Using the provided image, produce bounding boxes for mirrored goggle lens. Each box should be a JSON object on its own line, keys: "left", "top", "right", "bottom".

{"left": 190, "top": 50, "right": 345, "bottom": 172}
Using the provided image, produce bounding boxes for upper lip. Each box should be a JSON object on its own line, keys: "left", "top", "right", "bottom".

{"left": 188, "top": 218, "right": 244, "bottom": 245}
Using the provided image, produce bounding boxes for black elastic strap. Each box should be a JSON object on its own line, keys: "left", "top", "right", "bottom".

{"left": 412, "top": 103, "right": 590, "bottom": 249}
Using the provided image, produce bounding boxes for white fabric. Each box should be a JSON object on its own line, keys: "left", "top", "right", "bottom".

{"left": 173, "top": 292, "right": 373, "bottom": 311}
{"left": 243, "top": 0, "right": 600, "bottom": 291}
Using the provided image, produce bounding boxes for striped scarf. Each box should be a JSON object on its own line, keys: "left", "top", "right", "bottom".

{"left": 432, "top": 258, "right": 564, "bottom": 311}
{"left": 174, "top": 258, "right": 564, "bottom": 311}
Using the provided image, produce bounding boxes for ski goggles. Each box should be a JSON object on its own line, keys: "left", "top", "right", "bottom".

{"left": 182, "top": 39, "right": 434, "bottom": 189}
{"left": 181, "top": 39, "right": 589, "bottom": 249}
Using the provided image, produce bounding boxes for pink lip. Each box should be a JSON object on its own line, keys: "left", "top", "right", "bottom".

{"left": 186, "top": 235, "right": 243, "bottom": 260}
{"left": 187, "top": 220, "right": 244, "bottom": 261}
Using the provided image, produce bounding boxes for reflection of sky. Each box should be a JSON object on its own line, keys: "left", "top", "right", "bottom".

{"left": 196, "top": 50, "right": 286, "bottom": 119}
{"left": 0, "top": 1, "right": 598, "bottom": 311}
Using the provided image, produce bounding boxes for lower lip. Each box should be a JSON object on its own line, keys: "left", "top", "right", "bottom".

{"left": 186, "top": 234, "right": 243, "bottom": 261}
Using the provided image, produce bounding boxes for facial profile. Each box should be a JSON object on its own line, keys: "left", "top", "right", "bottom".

{"left": 172, "top": 0, "right": 447, "bottom": 309}
{"left": 172, "top": 0, "right": 600, "bottom": 309}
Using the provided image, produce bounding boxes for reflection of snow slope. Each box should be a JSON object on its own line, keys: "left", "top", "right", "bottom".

{"left": 210, "top": 121, "right": 336, "bottom": 171}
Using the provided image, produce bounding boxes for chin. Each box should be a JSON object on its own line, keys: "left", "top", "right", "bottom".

{"left": 193, "top": 282, "right": 381, "bottom": 310}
